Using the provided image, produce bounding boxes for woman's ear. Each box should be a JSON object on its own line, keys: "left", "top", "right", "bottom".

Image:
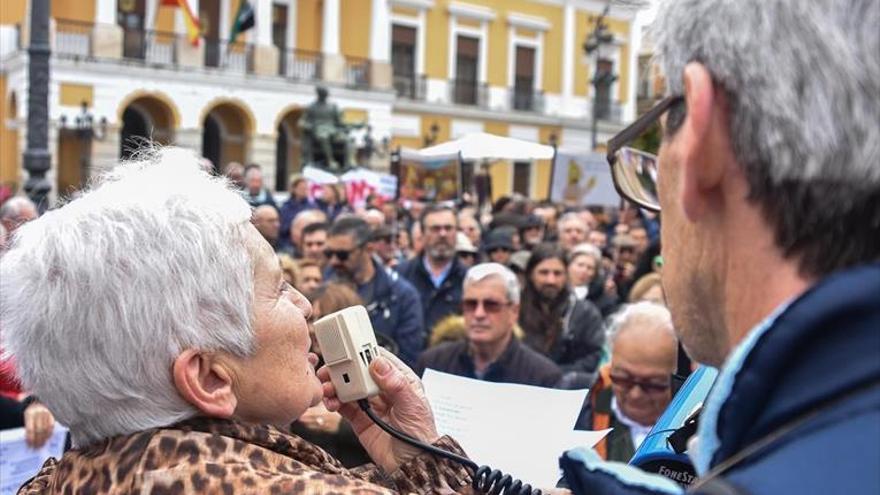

{"left": 172, "top": 349, "right": 237, "bottom": 418}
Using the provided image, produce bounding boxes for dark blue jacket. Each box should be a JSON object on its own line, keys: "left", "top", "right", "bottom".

{"left": 560, "top": 263, "right": 880, "bottom": 495}
{"left": 325, "top": 260, "right": 425, "bottom": 368}
{"left": 395, "top": 255, "right": 467, "bottom": 337}
{"left": 278, "top": 197, "right": 318, "bottom": 248}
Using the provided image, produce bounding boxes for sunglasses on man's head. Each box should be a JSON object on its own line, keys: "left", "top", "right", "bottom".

{"left": 461, "top": 298, "right": 510, "bottom": 314}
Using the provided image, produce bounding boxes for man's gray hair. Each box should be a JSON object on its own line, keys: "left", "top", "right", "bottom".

{"left": 558, "top": 212, "right": 586, "bottom": 231}
{"left": 0, "top": 148, "right": 256, "bottom": 447}
{"left": 0, "top": 196, "right": 36, "bottom": 221}
{"left": 464, "top": 262, "right": 520, "bottom": 304}
{"left": 654, "top": 0, "right": 880, "bottom": 276}
{"left": 607, "top": 302, "right": 676, "bottom": 350}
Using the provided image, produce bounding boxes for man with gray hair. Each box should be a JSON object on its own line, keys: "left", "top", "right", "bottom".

{"left": 557, "top": 212, "right": 589, "bottom": 252}
{"left": 414, "top": 263, "right": 562, "bottom": 387}
{"left": 0, "top": 196, "right": 38, "bottom": 239}
{"left": 575, "top": 303, "right": 677, "bottom": 463}
{"left": 560, "top": 0, "right": 880, "bottom": 493}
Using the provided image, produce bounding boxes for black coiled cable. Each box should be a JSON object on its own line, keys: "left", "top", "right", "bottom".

{"left": 357, "top": 400, "right": 542, "bottom": 495}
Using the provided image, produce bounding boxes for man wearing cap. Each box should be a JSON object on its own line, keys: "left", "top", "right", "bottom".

{"left": 455, "top": 232, "right": 480, "bottom": 269}
{"left": 483, "top": 228, "right": 515, "bottom": 267}
{"left": 396, "top": 204, "right": 468, "bottom": 337}
{"left": 519, "top": 215, "right": 545, "bottom": 250}
{"left": 414, "top": 263, "right": 562, "bottom": 388}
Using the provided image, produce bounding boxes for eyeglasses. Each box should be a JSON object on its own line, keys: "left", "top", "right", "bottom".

{"left": 462, "top": 298, "right": 511, "bottom": 314}
{"left": 487, "top": 247, "right": 512, "bottom": 255}
{"left": 458, "top": 252, "right": 477, "bottom": 259}
{"left": 427, "top": 224, "right": 456, "bottom": 234}
{"left": 610, "top": 373, "right": 671, "bottom": 394}
{"left": 606, "top": 95, "right": 685, "bottom": 212}
{"left": 323, "top": 248, "right": 358, "bottom": 261}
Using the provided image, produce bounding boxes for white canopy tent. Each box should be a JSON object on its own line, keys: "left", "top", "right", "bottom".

{"left": 416, "top": 132, "right": 555, "bottom": 161}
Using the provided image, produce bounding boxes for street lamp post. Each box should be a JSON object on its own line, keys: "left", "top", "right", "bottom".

{"left": 59, "top": 101, "right": 108, "bottom": 190}
{"left": 22, "top": 0, "right": 52, "bottom": 212}
{"left": 583, "top": 4, "right": 618, "bottom": 150}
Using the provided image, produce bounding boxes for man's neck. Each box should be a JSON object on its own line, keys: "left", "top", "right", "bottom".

{"left": 355, "top": 257, "right": 376, "bottom": 286}
{"left": 721, "top": 192, "right": 814, "bottom": 357}
{"left": 469, "top": 333, "right": 513, "bottom": 373}
{"left": 426, "top": 254, "right": 452, "bottom": 275}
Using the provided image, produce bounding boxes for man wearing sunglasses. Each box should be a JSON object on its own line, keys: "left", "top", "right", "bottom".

{"left": 324, "top": 217, "right": 425, "bottom": 368}
{"left": 574, "top": 302, "right": 678, "bottom": 463}
{"left": 560, "top": 0, "right": 879, "bottom": 494}
{"left": 414, "top": 263, "right": 562, "bottom": 388}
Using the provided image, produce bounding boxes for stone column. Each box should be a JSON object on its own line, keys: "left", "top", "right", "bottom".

{"left": 369, "top": 0, "right": 392, "bottom": 90}
{"left": 174, "top": 128, "right": 203, "bottom": 154}
{"left": 250, "top": 133, "right": 277, "bottom": 187}
{"left": 93, "top": 0, "right": 123, "bottom": 58}
{"left": 321, "top": 0, "right": 345, "bottom": 84}
{"left": 252, "top": 0, "right": 279, "bottom": 75}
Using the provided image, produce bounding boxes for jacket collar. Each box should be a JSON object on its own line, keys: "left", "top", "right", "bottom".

{"left": 696, "top": 263, "right": 880, "bottom": 472}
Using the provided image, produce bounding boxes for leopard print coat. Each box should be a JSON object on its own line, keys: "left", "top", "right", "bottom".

{"left": 18, "top": 417, "right": 475, "bottom": 494}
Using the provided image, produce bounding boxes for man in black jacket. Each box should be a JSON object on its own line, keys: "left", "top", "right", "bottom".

{"left": 396, "top": 204, "right": 467, "bottom": 338}
{"left": 519, "top": 243, "right": 605, "bottom": 388}
{"left": 415, "top": 263, "right": 561, "bottom": 388}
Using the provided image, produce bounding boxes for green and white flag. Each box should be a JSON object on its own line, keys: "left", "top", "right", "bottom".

{"left": 230, "top": 0, "right": 255, "bottom": 42}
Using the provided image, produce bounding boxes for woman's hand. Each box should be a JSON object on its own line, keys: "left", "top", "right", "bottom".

{"left": 24, "top": 401, "right": 55, "bottom": 449}
{"left": 318, "top": 349, "right": 439, "bottom": 473}
{"left": 298, "top": 402, "right": 342, "bottom": 433}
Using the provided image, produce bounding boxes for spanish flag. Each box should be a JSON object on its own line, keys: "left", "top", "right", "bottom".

{"left": 161, "top": 0, "right": 201, "bottom": 46}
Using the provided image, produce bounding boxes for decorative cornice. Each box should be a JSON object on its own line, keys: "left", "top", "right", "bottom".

{"left": 448, "top": 2, "right": 497, "bottom": 22}
{"left": 507, "top": 13, "right": 552, "bottom": 31}
{"left": 389, "top": 0, "right": 435, "bottom": 11}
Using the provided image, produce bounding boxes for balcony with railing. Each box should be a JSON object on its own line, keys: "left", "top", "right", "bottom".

{"left": 344, "top": 56, "right": 371, "bottom": 89}
{"left": 204, "top": 38, "right": 255, "bottom": 73}
{"left": 24, "top": 20, "right": 388, "bottom": 92}
{"left": 393, "top": 74, "right": 426, "bottom": 100}
{"left": 279, "top": 48, "right": 322, "bottom": 82}
{"left": 55, "top": 19, "right": 94, "bottom": 58}
{"left": 510, "top": 87, "right": 544, "bottom": 113}
{"left": 449, "top": 79, "right": 489, "bottom": 108}
{"left": 122, "top": 29, "right": 179, "bottom": 66}
{"left": 594, "top": 99, "right": 623, "bottom": 123}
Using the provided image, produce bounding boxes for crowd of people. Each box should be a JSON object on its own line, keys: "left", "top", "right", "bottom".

{"left": 222, "top": 160, "right": 679, "bottom": 465}
{"left": 0, "top": 154, "right": 678, "bottom": 468}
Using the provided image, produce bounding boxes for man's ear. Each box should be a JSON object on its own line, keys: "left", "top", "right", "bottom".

{"left": 172, "top": 349, "right": 237, "bottom": 418}
{"left": 678, "top": 62, "right": 728, "bottom": 221}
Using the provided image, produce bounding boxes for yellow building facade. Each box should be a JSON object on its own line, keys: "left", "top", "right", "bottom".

{"left": 0, "top": 0, "right": 645, "bottom": 202}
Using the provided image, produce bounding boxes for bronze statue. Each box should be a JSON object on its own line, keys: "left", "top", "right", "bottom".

{"left": 299, "top": 86, "right": 363, "bottom": 172}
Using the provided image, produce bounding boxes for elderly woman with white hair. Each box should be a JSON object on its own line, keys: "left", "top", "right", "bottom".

{"left": 0, "top": 149, "right": 473, "bottom": 494}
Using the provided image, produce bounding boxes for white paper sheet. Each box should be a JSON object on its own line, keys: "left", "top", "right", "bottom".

{"left": 0, "top": 426, "right": 68, "bottom": 495}
{"left": 421, "top": 369, "right": 610, "bottom": 490}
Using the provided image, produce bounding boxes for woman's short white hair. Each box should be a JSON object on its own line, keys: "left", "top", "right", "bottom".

{"left": 607, "top": 301, "right": 676, "bottom": 350}
{"left": 464, "top": 262, "right": 520, "bottom": 304}
{"left": 0, "top": 148, "right": 256, "bottom": 447}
